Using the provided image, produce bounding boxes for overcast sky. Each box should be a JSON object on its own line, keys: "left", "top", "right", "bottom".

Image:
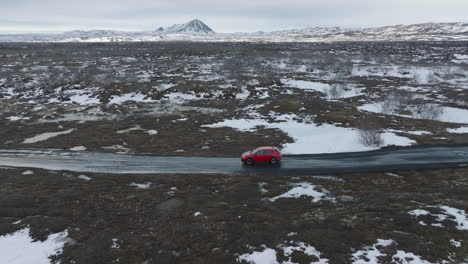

{"left": 1, "top": 0, "right": 468, "bottom": 34}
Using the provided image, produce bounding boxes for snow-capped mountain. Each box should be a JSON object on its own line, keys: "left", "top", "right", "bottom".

{"left": 0, "top": 21, "right": 467, "bottom": 42}
{"left": 155, "top": 19, "right": 215, "bottom": 35}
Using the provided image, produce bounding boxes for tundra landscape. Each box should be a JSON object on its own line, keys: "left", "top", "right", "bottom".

{"left": 0, "top": 12, "right": 468, "bottom": 264}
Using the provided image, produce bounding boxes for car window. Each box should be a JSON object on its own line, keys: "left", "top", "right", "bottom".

{"left": 263, "top": 150, "right": 273, "bottom": 154}
{"left": 254, "top": 150, "right": 264, "bottom": 155}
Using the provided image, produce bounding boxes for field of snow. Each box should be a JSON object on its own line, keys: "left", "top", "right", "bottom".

{"left": 205, "top": 115, "right": 414, "bottom": 154}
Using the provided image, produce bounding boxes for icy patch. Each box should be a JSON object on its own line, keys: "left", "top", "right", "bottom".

{"left": 352, "top": 239, "right": 395, "bottom": 264}
{"left": 70, "top": 146, "right": 86, "bottom": 151}
{"left": 108, "top": 92, "right": 154, "bottom": 104}
{"left": 129, "top": 182, "right": 152, "bottom": 189}
{"left": 409, "top": 205, "right": 468, "bottom": 230}
{"left": 23, "top": 129, "right": 75, "bottom": 144}
{"left": 0, "top": 228, "right": 69, "bottom": 264}
{"left": 267, "top": 182, "right": 332, "bottom": 203}
{"left": 77, "top": 175, "right": 92, "bottom": 181}
{"left": 204, "top": 116, "right": 414, "bottom": 154}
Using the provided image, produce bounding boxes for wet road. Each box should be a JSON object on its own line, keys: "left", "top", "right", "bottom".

{"left": 0, "top": 146, "right": 467, "bottom": 175}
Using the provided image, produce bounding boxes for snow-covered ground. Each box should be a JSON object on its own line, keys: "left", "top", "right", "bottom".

{"left": 0, "top": 228, "right": 69, "bottom": 264}
{"left": 204, "top": 115, "right": 414, "bottom": 154}
{"left": 359, "top": 103, "right": 468, "bottom": 124}
{"left": 408, "top": 205, "right": 468, "bottom": 230}
{"left": 352, "top": 239, "right": 447, "bottom": 264}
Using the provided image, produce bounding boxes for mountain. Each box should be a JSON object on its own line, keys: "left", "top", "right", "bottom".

{"left": 259, "top": 22, "right": 468, "bottom": 41}
{"left": 0, "top": 22, "right": 467, "bottom": 42}
{"left": 156, "top": 19, "right": 215, "bottom": 35}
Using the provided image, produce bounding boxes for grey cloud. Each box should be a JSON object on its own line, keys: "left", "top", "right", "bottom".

{"left": 1, "top": 0, "right": 467, "bottom": 33}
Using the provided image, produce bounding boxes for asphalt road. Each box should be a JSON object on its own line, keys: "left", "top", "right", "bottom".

{"left": 0, "top": 146, "right": 467, "bottom": 175}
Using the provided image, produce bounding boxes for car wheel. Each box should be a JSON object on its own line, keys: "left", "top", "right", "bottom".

{"left": 246, "top": 158, "right": 254, "bottom": 165}
{"left": 270, "top": 157, "right": 278, "bottom": 165}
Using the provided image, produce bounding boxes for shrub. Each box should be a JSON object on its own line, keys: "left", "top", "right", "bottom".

{"left": 357, "top": 119, "right": 384, "bottom": 147}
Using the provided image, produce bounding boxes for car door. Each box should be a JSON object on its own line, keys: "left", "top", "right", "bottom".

{"left": 253, "top": 150, "right": 265, "bottom": 162}
{"left": 263, "top": 150, "right": 273, "bottom": 162}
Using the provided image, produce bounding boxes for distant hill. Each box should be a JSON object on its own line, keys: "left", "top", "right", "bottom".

{"left": 0, "top": 21, "right": 467, "bottom": 42}
{"left": 155, "top": 19, "right": 215, "bottom": 35}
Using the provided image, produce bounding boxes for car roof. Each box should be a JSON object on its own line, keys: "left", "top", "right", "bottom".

{"left": 257, "top": 146, "right": 279, "bottom": 150}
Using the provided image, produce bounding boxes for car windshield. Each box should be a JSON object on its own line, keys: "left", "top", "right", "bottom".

{"left": 251, "top": 148, "right": 262, "bottom": 154}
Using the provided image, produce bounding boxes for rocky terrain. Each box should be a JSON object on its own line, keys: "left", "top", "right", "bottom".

{"left": 0, "top": 42, "right": 467, "bottom": 156}
{"left": 0, "top": 166, "right": 466, "bottom": 263}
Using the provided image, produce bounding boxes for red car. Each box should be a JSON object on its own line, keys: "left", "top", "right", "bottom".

{"left": 241, "top": 146, "right": 282, "bottom": 165}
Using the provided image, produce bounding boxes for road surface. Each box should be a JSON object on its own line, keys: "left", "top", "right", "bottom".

{"left": 0, "top": 146, "right": 467, "bottom": 175}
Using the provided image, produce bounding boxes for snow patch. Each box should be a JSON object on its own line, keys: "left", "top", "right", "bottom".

{"left": 238, "top": 241, "right": 329, "bottom": 264}
{"left": 70, "top": 146, "right": 86, "bottom": 151}
{"left": 282, "top": 79, "right": 364, "bottom": 99}
{"left": 450, "top": 239, "right": 462, "bottom": 248}
{"left": 129, "top": 182, "right": 152, "bottom": 189}
{"left": 108, "top": 92, "right": 154, "bottom": 104}
{"left": 77, "top": 175, "right": 92, "bottom": 181}
{"left": 359, "top": 102, "right": 468, "bottom": 124}
{"left": 267, "top": 182, "right": 332, "bottom": 203}
{"left": 409, "top": 205, "right": 468, "bottom": 230}
{"left": 23, "top": 129, "right": 75, "bottom": 144}
{"left": 0, "top": 228, "right": 69, "bottom": 264}
{"left": 352, "top": 239, "right": 395, "bottom": 264}
{"left": 22, "top": 170, "right": 34, "bottom": 175}
{"left": 447, "top": 127, "right": 468, "bottom": 134}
